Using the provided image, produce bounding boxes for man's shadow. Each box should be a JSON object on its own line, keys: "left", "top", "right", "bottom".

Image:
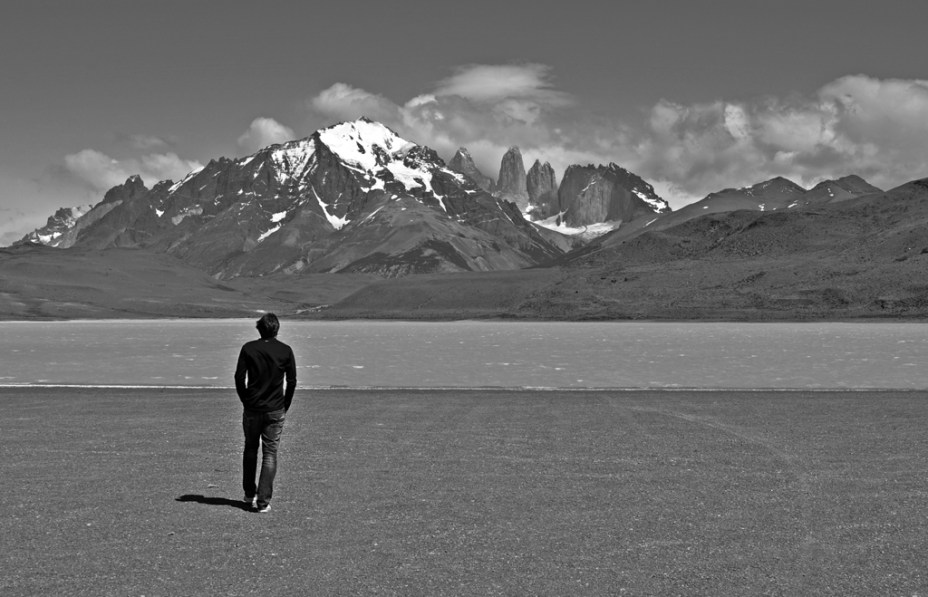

{"left": 176, "top": 494, "right": 252, "bottom": 511}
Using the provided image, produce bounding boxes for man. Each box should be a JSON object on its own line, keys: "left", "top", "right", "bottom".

{"left": 234, "top": 313, "right": 297, "bottom": 513}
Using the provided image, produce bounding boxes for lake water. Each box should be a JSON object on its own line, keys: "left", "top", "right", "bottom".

{"left": 0, "top": 320, "right": 926, "bottom": 390}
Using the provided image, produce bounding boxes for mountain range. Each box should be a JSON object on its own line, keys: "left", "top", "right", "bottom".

{"left": 16, "top": 118, "right": 677, "bottom": 277}
{"left": 6, "top": 117, "right": 928, "bottom": 320}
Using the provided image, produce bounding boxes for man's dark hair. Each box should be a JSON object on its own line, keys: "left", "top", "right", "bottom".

{"left": 256, "top": 313, "right": 280, "bottom": 338}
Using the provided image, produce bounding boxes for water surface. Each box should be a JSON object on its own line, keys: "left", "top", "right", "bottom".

{"left": 1, "top": 320, "right": 926, "bottom": 390}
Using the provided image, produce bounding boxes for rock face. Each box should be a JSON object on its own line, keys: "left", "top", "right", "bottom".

{"left": 18, "top": 206, "right": 91, "bottom": 246}
{"left": 526, "top": 160, "right": 558, "bottom": 219}
{"left": 448, "top": 147, "right": 496, "bottom": 193}
{"left": 497, "top": 147, "right": 529, "bottom": 210}
{"left": 21, "top": 119, "right": 567, "bottom": 278}
{"left": 558, "top": 163, "right": 669, "bottom": 227}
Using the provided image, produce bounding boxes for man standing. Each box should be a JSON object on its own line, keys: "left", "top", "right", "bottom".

{"left": 234, "top": 313, "right": 296, "bottom": 513}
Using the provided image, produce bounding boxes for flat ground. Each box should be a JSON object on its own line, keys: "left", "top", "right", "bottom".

{"left": 2, "top": 388, "right": 926, "bottom": 596}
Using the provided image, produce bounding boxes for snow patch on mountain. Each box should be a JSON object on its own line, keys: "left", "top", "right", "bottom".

{"left": 257, "top": 224, "right": 281, "bottom": 242}
{"left": 633, "top": 188, "right": 667, "bottom": 212}
{"left": 169, "top": 166, "right": 204, "bottom": 193}
{"left": 172, "top": 206, "right": 202, "bottom": 225}
{"left": 318, "top": 119, "right": 408, "bottom": 171}
{"left": 531, "top": 212, "right": 621, "bottom": 240}
{"left": 387, "top": 162, "right": 433, "bottom": 194}
{"left": 269, "top": 139, "right": 316, "bottom": 184}
{"left": 312, "top": 186, "right": 349, "bottom": 230}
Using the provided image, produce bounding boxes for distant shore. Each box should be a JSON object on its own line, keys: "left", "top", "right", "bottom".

{"left": 3, "top": 387, "right": 926, "bottom": 596}
{"left": 2, "top": 312, "right": 927, "bottom": 323}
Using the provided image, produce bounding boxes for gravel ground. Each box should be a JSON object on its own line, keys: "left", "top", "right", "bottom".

{"left": 2, "top": 387, "right": 927, "bottom": 596}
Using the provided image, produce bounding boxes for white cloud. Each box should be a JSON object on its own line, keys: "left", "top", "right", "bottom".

{"left": 304, "top": 69, "right": 928, "bottom": 205}
{"left": 307, "top": 66, "right": 605, "bottom": 178}
{"left": 128, "top": 134, "right": 170, "bottom": 150}
{"left": 63, "top": 149, "right": 202, "bottom": 192}
{"left": 0, "top": 171, "right": 102, "bottom": 246}
{"left": 309, "top": 83, "right": 401, "bottom": 124}
{"left": 63, "top": 149, "right": 131, "bottom": 192}
{"left": 630, "top": 75, "right": 928, "bottom": 199}
{"left": 140, "top": 153, "right": 204, "bottom": 183}
{"left": 433, "top": 64, "right": 571, "bottom": 107}
{"left": 237, "top": 117, "right": 296, "bottom": 154}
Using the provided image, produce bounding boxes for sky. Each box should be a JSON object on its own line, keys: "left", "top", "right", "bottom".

{"left": 2, "top": 0, "right": 928, "bottom": 245}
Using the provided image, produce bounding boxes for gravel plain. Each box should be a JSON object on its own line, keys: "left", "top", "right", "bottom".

{"left": 2, "top": 387, "right": 927, "bottom": 596}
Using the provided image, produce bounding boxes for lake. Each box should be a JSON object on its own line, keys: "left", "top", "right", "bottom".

{"left": 0, "top": 319, "right": 926, "bottom": 390}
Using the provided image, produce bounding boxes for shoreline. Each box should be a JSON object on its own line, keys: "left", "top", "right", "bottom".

{"left": 3, "top": 384, "right": 927, "bottom": 393}
{"left": 2, "top": 313, "right": 928, "bottom": 324}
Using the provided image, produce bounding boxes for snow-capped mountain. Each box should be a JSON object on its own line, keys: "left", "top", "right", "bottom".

{"left": 22, "top": 119, "right": 568, "bottom": 277}
{"left": 481, "top": 149, "right": 670, "bottom": 240}
{"left": 556, "top": 163, "right": 669, "bottom": 225}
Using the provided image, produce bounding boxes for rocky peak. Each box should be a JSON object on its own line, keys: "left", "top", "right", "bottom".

{"left": 448, "top": 147, "right": 496, "bottom": 192}
{"left": 558, "top": 163, "right": 669, "bottom": 227}
{"left": 801, "top": 175, "right": 882, "bottom": 206}
{"left": 744, "top": 177, "right": 804, "bottom": 196}
{"left": 101, "top": 175, "right": 148, "bottom": 205}
{"left": 316, "top": 119, "right": 412, "bottom": 168}
{"left": 403, "top": 145, "right": 444, "bottom": 169}
{"left": 602, "top": 163, "right": 669, "bottom": 213}
{"left": 449, "top": 147, "right": 474, "bottom": 167}
{"left": 828, "top": 175, "right": 881, "bottom": 194}
{"left": 497, "top": 147, "right": 529, "bottom": 210}
{"left": 49, "top": 207, "right": 79, "bottom": 226}
{"left": 526, "top": 160, "right": 559, "bottom": 219}
{"left": 16, "top": 205, "right": 91, "bottom": 246}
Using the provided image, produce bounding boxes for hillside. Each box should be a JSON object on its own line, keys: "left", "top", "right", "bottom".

{"left": 0, "top": 244, "right": 375, "bottom": 319}
{"left": 314, "top": 179, "right": 928, "bottom": 321}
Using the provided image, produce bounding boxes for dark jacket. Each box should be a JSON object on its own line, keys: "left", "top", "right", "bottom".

{"left": 234, "top": 336, "right": 297, "bottom": 412}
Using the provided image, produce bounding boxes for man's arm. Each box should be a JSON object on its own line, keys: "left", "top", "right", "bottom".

{"left": 234, "top": 347, "right": 249, "bottom": 402}
{"left": 283, "top": 347, "right": 297, "bottom": 411}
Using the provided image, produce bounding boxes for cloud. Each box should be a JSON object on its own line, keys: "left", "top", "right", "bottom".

{"left": 630, "top": 75, "right": 928, "bottom": 203}
{"left": 433, "top": 64, "right": 572, "bottom": 106}
{"left": 410, "top": 64, "right": 572, "bottom": 128}
{"left": 309, "top": 83, "right": 401, "bottom": 124}
{"left": 303, "top": 68, "right": 928, "bottom": 207}
{"left": 0, "top": 171, "right": 100, "bottom": 246}
{"left": 237, "top": 117, "right": 296, "bottom": 154}
{"left": 63, "top": 149, "right": 132, "bottom": 192}
{"left": 306, "top": 65, "right": 606, "bottom": 180}
{"left": 63, "top": 149, "right": 202, "bottom": 192}
{"left": 128, "top": 134, "right": 171, "bottom": 150}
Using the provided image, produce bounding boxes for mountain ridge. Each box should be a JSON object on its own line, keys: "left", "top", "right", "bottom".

{"left": 20, "top": 119, "right": 571, "bottom": 278}
{"left": 6, "top": 174, "right": 926, "bottom": 320}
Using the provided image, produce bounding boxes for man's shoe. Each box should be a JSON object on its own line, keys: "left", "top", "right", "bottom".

{"left": 256, "top": 504, "right": 271, "bottom": 513}
{"left": 244, "top": 495, "right": 256, "bottom": 508}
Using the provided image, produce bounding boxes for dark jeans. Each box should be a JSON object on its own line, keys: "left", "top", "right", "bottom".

{"left": 242, "top": 408, "right": 286, "bottom": 508}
